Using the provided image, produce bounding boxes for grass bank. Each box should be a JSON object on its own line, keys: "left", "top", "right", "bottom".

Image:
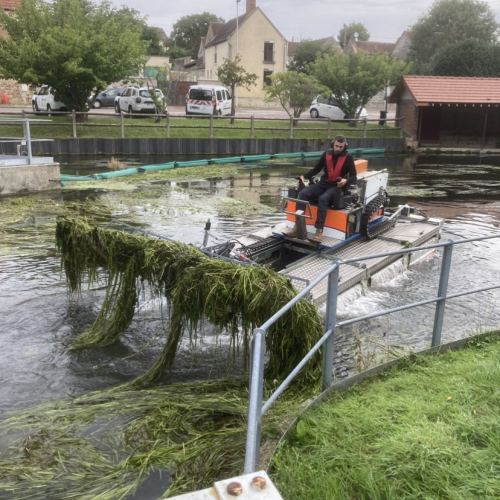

{"left": 0, "top": 114, "right": 400, "bottom": 141}
{"left": 271, "top": 332, "right": 500, "bottom": 499}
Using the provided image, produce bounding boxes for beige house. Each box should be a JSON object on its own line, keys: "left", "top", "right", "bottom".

{"left": 203, "top": 0, "right": 287, "bottom": 107}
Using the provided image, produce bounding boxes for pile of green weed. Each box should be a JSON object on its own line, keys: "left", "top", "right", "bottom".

{"left": 271, "top": 334, "right": 500, "bottom": 499}
{"left": 56, "top": 216, "right": 323, "bottom": 388}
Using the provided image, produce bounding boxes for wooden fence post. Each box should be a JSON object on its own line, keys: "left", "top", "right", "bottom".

{"left": 251, "top": 115, "right": 254, "bottom": 139}
{"left": 363, "top": 118, "right": 367, "bottom": 139}
{"left": 72, "top": 110, "right": 77, "bottom": 138}
{"left": 399, "top": 117, "right": 404, "bottom": 138}
{"left": 120, "top": 111, "right": 125, "bottom": 138}
{"left": 210, "top": 114, "right": 213, "bottom": 139}
{"left": 166, "top": 113, "right": 170, "bottom": 138}
{"left": 289, "top": 117, "right": 294, "bottom": 139}
{"left": 327, "top": 118, "right": 331, "bottom": 140}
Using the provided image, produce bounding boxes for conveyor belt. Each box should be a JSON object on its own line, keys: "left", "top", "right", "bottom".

{"left": 280, "top": 220, "right": 441, "bottom": 306}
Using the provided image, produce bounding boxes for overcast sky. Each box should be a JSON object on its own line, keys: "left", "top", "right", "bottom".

{"left": 112, "top": 0, "right": 500, "bottom": 43}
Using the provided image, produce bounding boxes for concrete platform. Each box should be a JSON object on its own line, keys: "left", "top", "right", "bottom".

{"left": 0, "top": 162, "right": 61, "bottom": 196}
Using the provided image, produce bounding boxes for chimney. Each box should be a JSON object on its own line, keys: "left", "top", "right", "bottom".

{"left": 246, "top": 0, "right": 256, "bottom": 14}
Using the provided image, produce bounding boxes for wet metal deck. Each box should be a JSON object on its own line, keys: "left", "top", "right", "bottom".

{"left": 280, "top": 220, "right": 441, "bottom": 305}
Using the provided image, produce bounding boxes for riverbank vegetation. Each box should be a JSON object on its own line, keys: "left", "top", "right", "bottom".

{"left": 0, "top": 114, "right": 401, "bottom": 140}
{"left": 271, "top": 332, "right": 500, "bottom": 499}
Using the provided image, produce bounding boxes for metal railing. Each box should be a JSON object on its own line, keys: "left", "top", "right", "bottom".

{"left": 244, "top": 233, "right": 500, "bottom": 474}
{"left": 0, "top": 117, "right": 52, "bottom": 165}
{"left": 0, "top": 109, "right": 404, "bottom": 140}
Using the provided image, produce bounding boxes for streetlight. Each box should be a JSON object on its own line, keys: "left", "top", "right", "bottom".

{"left": 236, "top": 0, "right": 241, "bottom": 57}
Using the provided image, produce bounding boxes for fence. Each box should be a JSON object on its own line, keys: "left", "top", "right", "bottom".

{"left": 0, "top": 109, "right": 404, "bottom": 140}
{"left": 244, "top": 233, "right": 500, "bottom": 474}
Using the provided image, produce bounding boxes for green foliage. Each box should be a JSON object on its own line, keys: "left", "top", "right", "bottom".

{"left": 338, "top": 22, "right": 370, "bottom": 49}
{"left": 141, "top": 25, "right": 167, "bottom": 56}
{"left": 313, "top": 52, "right": 410, "bottom": 119}
{"left": 409, "top": 0, "right": 500, "bottom": 73}
{"left": 287, "top": 39, "right": 338, "bottom": 74}
{"left": 430, "top": 38, "right": 500, "bottom": 77}
{"left": 170, "top": 12, "right": 224, "bottom": 59}
{"left": 0, "top": 0, "right": 148, "bottom": 112}
{"left": 264, "top": 71, "right": 330, "bottom": 119}
{"left": 216, "top": 55, "right": 258, "bottom": 117}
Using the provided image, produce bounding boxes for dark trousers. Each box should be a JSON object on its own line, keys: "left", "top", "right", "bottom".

{"left": 297, "top": 183, "right": 342, "bottom": 229}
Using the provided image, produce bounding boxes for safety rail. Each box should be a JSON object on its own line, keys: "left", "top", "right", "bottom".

{"left": 0, "top": 109, "right": 404, "bottom": 140}
{"left": 244, "top": 233, "right": 500, "bottom": 474}
{"left": 0, "top": 117, "right": 52, "bottom": 165}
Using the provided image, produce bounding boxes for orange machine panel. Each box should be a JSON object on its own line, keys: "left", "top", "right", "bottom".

{"left": 354, "top": 159, "right": 368, "bottom": 174}
{"left": 286, "top": 201, "right": 348, "bottom": 232}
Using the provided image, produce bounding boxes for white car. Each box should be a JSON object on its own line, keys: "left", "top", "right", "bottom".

{"left": 114, "top": 87, "right": 166, "bottom": 115}
{"left": 309, "top": 96, "right": 367, "bottom": 120}
{"left": 34, "top": 85, "right": 67, "bottom": 113}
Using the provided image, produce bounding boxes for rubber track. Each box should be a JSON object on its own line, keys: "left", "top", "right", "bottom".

{"left": 361, "top": 195, "right": 396, "bottom": 239}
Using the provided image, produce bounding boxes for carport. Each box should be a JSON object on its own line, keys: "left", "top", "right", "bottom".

{"left": 389, "top": 76, "right": 500, "bottom": 148}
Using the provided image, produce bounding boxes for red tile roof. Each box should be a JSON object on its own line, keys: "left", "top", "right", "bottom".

{"left": 390, "top": 75, "right": 500, "bottom": 105}
{"left": 0, "top": 0, "right": 20, "bottom": 10}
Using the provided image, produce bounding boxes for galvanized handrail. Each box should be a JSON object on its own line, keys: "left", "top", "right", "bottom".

{"left": 244, "top": 233, "right": 500, "bottom": 474}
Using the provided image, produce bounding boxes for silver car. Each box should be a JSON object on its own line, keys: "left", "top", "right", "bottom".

{"left": 309, "top": 96, "right": 367, "bottom": 120}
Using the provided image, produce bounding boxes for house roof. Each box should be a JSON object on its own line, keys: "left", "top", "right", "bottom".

{"left": 351, "top": 41, "right": 396, "bottom": 55}
{"left": 154, "top": 27, "right": 168, "bottom": 40}
{"left": 0, "top": 0, "right": 20, "bottom": 10}
{"left": 205, "top": 15, "right": 246, "bottom": 49}
{"left": 389, "top": 75, "right": 500, "bottom": 105}
{"left": 184, "top": 57, "right": 205, "bottom": 70}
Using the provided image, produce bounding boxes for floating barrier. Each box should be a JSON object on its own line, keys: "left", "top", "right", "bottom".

{"left": 60, "top": 148, "right": 386, "bottom": 183}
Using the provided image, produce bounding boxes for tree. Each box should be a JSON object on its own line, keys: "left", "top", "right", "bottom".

{"left": 313, "top": 52, "right": 409, "bottom": 123}
{"left": 0, "top": 0, "right": 148, "bottom": 116}
{"left": 141, "top": 26, "right": 167, "bottom": 56}
{"left": 264, "top": 72, "right": 330, "bottom": 122}
{"left": 216, "top": 55, "right": 258, "bottom": 120}
{"left": 287, "top": 39, "right": 338, "bottom": 74}
{"left": 338, "top": 22, "right": 370, "bottom": 49}
{"left": 171, "top": 12, "right": 224, "bottom": 59}
{"left": 409, "top": 0, "right": 499, "bottom": 73}
{"left": 430, "top": 38, "right": 500, "bottom": 77}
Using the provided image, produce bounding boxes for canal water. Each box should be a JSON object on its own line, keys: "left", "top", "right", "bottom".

{"left": 1, "top": 153, "right": 500, "bottom": 415}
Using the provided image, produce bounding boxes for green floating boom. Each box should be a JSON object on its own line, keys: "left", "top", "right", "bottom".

{"left": 138, "top": 162, "right": 176, "bottom": 172}
{"left": 241, "top": 154, "right": 272, "bottom": 162}
{"left": 210, "top": 157, "right": 243, "bottom": 164}
{"left": 274, "top": 152, "right": 304, "bottom": 158}
{"left": 60, "top": 174, "right": 96, "bottom": 182}
{"left": 175, "top": 160, "right": 209, "bottom": 168}
{"left": 94, "top": 168, "right": 140, "bottom": 179}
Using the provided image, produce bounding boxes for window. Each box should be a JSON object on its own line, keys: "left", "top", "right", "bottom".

{"left": 317, "top": 97, "right": 329, "bottom": 104}
{"left": 225, "top": 90, "right": 231, "bottom": 100}
{"left": 214, "top": 46, "right": 217, "bottom": 64}
{"left": 264, "top": 41, "right": 274, "bottom": 62}
{"left": 189, "top": 89, "right": 213, "bottom": 101}
{"left": 216, "top": 90, "right": 222, "bottom": 101}
{"left": 263, "top": 69, "right": 273, "bottom": 86}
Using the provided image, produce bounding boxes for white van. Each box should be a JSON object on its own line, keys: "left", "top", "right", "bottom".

{"left": 186, "top": 85, "right": 232, "bottom": 117}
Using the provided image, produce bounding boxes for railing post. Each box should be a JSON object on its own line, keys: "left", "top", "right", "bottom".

{"left": 322, "top": 264, "right": 339, "bottom": 391}
{"left": 72, "top": 109, "right": 77, "bottom": 138}
{"left": 431, "top": 241, "right": 453, "bottom": 347}
{"left": 289, "top": 117, "right": 293, "bottom": 139}
{"left": 327, "top": 117, "right": 331, "bottom": 140}
{"left": 120, "top": 111, "right": 125, "bottom": 138}
{"left": 21, "top": 109, "right": 25, "bottom": 120}
{"left": 24, "top": 118, "right": 33, "bottom": 165}
{"left": 363, "top": 117, "right": 367, "bottom": 139}
{"left": 399, "top": 117, "right": 404, "bottom": 139}
{"left": 166, "top": 113, "right": 170, "bottom": 138}
{"left": 209, "top": 114, "right": 213, "bottom": 139}
{"left": 250, "top": 115, "right": 254, "bottom": 139}
{"left": 244, "top": 327, "right": 266, "bottom": 474}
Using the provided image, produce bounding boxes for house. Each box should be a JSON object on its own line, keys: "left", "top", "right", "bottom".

{"left": 203, "top": 0, "right": 287, "bottom": 107}
{"left": 389, "top": 75, "right": 500, "bottom": 148}
{"left": 0, "top": 0, "right": 31, "bottom": 105}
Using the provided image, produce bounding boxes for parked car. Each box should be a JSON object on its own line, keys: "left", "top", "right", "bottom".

{"left": 309, "top": 96, "right": 367, "bottom": 120}
{"left": 114, "top": 87, "right": 166, "bottom": 115}
{"left": 88, "top": 87, "right": 124, "bottom": 109}
{"left": 34, "top": 85, "right": 67, "bottom": 113}
{"left": 185, "top": 85, "right": 232, "bottom": 116}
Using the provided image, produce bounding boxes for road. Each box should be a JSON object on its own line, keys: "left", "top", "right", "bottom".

{"left": 0, "top": 105, "right": 395, "bottom": 122}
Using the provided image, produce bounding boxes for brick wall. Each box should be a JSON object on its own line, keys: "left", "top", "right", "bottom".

{"left": 0, "top": 78, "right": 31, "bottom": 104}
{"left": 397, "top": 100, "right": 419, "bottom": 140}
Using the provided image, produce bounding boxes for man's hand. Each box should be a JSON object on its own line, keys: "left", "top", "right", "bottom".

{"left": 337, "top": 178, "right": 347, "bottom": 188}
{"left": 297, "top": 175, "right": 305, "bottom": 188}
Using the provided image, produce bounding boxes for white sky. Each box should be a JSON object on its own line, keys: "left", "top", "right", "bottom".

{"left": 111, "top": 0, "right": 500, "bottom": 43}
